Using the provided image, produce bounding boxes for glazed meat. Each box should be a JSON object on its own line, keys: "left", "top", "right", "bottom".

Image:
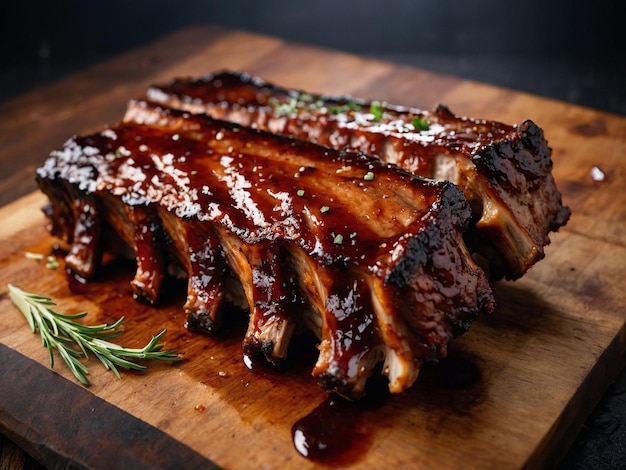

{"left": 146, "top": 71, "right": 570, "bottom": 280}
{"left": 36, "top": 100, "right": 494, "bottom": 398}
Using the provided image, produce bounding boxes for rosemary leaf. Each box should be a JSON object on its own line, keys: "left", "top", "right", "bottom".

{"left": 7, "top": 284, "right": 179, "bottom": 386}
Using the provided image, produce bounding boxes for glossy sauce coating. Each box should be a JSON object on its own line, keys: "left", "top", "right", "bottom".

{"left": 38, "top": 102, "right": 452, "bottom": 274}
{"left": 37, "top": 100, "right": 494, "bottom": 398}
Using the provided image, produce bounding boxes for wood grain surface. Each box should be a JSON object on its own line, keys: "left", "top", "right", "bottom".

{"left": 1, "top": 26, "right": 625, "bottom": 469}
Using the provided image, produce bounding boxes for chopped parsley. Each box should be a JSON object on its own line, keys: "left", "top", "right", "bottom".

{"left": 411, "top": 117, "right": 430, "bottom": 131}
{"left": 297, "top": 92, "right": 314, "bottom": 102}
{"left": 333, "top": 234, "right": 344, "bottom": 245}
{"left": 268, "top": 93, "right": 362, "bottom": 117}
{"left": 297, "top": 189, "right": 305, "bottom": 197}
{"left": 45, "top": 256, "right": 60, "bottom": 270}
{"left": 25, "top": 252, "right": 59, "bottom": 270}
{"left": 268, "top": 96, "right": 298, "bottom": 116}
{"left": 347, "top": 100, "right": 362, "bottom": 111}
{"left": 369, "top": 101, "right": 384, "bottom": 121}
{"left": 268, "top": 93, "right": 326, "bottom": 116}
{"left": 328, "top": 100, "right": 362, "bottom": 115}
{"left": 364, "top": 171, "right": 375, "bottom": 181}
{"left": 320, "top": 206, "right": 330, "bottom": 213}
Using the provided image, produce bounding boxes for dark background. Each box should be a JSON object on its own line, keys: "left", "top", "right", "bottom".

{"left": 1, "top": 1, "right": 625, "bottom": 468}
{"left": 1, "top": 0, "right": 625, "bottom": 114}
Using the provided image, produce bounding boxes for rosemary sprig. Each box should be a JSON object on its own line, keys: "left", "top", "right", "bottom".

{"left": 7, "top": 284, "right": 179, "bottom": 386}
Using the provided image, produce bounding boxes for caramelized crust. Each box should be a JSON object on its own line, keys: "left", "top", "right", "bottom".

{"left": 37, "top": 101, "right": 494, "bottom": 398}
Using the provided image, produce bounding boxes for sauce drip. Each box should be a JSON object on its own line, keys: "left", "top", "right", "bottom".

{"left": 291, "top": 376, "right": 388, "bottom": 464}
{"left": 291, "top": 395, "right": 367, "bottom": 464}
{"left": 290, "top": 356, "right": 482, "bottom": 463}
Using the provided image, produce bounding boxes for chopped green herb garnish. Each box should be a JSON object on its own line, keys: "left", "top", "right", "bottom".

{"left": 311, "top": 100, "right": 325, "bottom": 110}
{"left": 268, "top": 92, "right": 361, "bottom": 116}
{"left": 271, "top": 97, "right": 299, "bottom": 117}
{"left": 320, "top": 206, "right": 330, "bottom": 213}
{"left": 45, "top": 256, "right": 59, "bottom": 270}
{"left": 369, "top": 101, "right": 384, "bottom": 121}
{"left": 364, "top": 171, "right": 375, "bottom": 181}
{"left": 297, "top": 189, "right": 305, "bottom": 197}
{"left": 411, "top": 117, "right": 430, "bottom": 131}
{"left": 25, "top": 252, "right": 59, "bottom": 270}
{"left": 333, "top": 234, "right": 344, "bottom": 245}
{"left": 297, "top": 92, "right": 314, "bottom": 102}
{"left": 328, "top": 100, "right": 362, "bottom": 116}
{"left": 347, "top": 100, "right": 362, "bottom": 111}
{"left": 190, "top": 170, "right": 198, "bottom": 176}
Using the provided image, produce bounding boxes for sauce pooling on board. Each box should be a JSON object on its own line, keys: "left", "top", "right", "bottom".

{"left": 292, "top": 395, "right": 373, "bottom": 464}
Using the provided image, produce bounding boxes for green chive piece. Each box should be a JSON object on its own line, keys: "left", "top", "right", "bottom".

{"left": 411, "top": 117, "right": 430, "bottom": 131}
{"left": 333, "top": 234, "right": 344, "bottom": 245}
{"left": 364, "top": 171, "right": 375, "bottom": 181}
{"left": 369, "top": 101, "right": 384, "bottom": 121}
{"left": 347, "top": 100, "right": 362, "bottom": 111}
{"left": 297, "top": 189, "right": 305, "bottom": 197}
{"left": 45, "top": 256, "right": 59, "bottom": 270}
{"left": 320, "top": 206, "right": 330, "bottom": 213}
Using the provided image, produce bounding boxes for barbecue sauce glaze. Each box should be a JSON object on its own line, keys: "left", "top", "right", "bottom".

{"left": 36, "top": 101, "right": 493, "bottom": 398}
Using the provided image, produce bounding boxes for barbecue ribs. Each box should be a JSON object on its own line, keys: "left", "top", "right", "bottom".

{"left": 146, "top": 71, "right": 570, "bottom": 280}
{"left": 36, "top": 100, "right": 494, "bottom": 397}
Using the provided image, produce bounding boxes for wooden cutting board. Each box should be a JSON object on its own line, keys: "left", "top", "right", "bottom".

{"left": 1, "top": 26, "right": 625, "bottom": 470}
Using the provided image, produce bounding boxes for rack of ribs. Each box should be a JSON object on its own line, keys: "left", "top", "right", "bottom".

{"left": 36, "top": 100, "right": 494, "bottom": 398}
{"left": 146, "top": 70, "right": 570, "bottom": 281}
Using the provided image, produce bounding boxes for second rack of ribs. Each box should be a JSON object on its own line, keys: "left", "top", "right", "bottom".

{"left": 147, "top": 71, "right": 571, "bottom": 281}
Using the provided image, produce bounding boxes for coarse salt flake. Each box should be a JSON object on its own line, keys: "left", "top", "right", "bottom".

{"left": 590, "top": 166, "right": 605, "bottom": 182}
